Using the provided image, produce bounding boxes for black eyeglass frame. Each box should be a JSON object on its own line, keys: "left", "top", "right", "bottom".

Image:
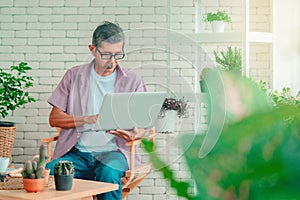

{"left": 96, "top": 48, "right": 125, "bottom": 60}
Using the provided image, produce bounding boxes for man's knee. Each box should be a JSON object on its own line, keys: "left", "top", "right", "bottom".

{"left": 95, "top": 164, "right": 124, "bottom": 183}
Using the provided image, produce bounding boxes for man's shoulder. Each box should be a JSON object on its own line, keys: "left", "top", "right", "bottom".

{"left": 64, "top": 62, "right": 91, "bottom": 78}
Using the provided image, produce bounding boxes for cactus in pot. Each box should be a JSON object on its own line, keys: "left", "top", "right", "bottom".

{"left": 21, "top": 144, "right": 49, "bottom": 192}
{"left": 54, "top": 161, "right": 75, "bottom": 191}
{"left": 54, "top": 160, "right": 74, "bottom": 175}
{"left": 21, "top": 144, "right": 48, "bottom": 179}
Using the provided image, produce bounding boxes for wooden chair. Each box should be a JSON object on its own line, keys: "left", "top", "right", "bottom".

{"left": 41, "top": 127, "right": 155, "bottom": 199}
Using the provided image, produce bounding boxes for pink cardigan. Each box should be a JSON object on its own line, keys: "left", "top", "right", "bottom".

{"left": 47, "top": 59, "right": 147, "bottom": 167}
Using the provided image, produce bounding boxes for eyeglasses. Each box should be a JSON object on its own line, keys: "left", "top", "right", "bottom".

{"left": 96, "top": 48, "right": 125, "bottom": 60}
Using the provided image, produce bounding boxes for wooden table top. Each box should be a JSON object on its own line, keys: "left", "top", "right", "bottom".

{"left": 0, "top": 178, "right": 118, "bottom": 200}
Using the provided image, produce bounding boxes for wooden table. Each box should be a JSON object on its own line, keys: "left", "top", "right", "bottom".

{"left": 0, "top": 178, "right": 118, "bottom": 200}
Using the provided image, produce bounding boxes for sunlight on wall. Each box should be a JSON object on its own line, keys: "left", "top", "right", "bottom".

{"left": 274, "top": 0, "right": 300, "bottom": 95}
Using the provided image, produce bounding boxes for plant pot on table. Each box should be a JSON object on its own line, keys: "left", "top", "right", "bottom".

{"left": 23, "top": 178, "right": 45, "bottom": 192}
{"left": 54, "top": 174, "right": 74, "bottom": 191}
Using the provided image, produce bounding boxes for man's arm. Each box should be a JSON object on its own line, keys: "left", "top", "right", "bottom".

{"left": 49, "top": 106, "right": 98, "bottom": 129}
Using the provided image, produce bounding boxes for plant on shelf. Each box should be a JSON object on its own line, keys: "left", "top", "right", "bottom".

{"left": 203, "top": 10, "right": 231, "bottom": 32}
{"left": 0, "top": 62, "right": 36, "bottom": 126}
{"left": 203, "top": 10, "right": 231, "bottom": 23}
{"left": 156, "top": 97, "right": 189, "bottom": 133}
{"left": 21, "top": 144, "right": 48, "bottom": 192}
{"left": 214, "top": 46, "right": 242, "bottom": 73}
{"left": 54, "top": 160, "right": 75, "bottom": 191}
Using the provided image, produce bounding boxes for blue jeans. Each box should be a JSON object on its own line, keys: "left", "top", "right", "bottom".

{"left": 46, "top": 147, "right": 128, "bottom": 200}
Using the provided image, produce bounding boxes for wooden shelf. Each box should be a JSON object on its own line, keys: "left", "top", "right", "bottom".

{"left": 248, "top": 32, "right": 273, "bottom": 43}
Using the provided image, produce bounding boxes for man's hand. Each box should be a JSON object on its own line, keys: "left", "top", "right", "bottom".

{"left": 83, "top": 115, "right": 99, "bottom": 124}
{"left": 107, "top": 127, "right": 146, "bottom": 141}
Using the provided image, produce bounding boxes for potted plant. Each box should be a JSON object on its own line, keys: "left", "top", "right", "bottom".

{"left": 21, "top": 144, "right": 48, "bottom": 192}
{"left": 0, "top": 62, "right": 36, "bottom": 161}
{"left": 54, "top": 160, "right": 75, "bottom": 191}
{"left": 213, "top": 46, "right": 242, "bottom": 73}
{"left": 155, "top": 97, "right": 189, "bottom": 133}
{"left": 203, "top": 10, "right": 231, "bottom": 32}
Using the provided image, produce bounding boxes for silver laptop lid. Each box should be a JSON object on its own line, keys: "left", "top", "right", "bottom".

{"left": 92, "top": 92, "right": 167, "bottom": 131}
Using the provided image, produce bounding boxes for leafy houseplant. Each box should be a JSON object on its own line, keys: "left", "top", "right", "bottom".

{"left": 204, "top": 10, "right": 231, "bottom": 23}
{"left": 214, "top": 46, "right": 242, "bottom": 73}
{"left": 21, "top": 144, "right": 48, "bottom": 192}
{"left": 159, "top": 97, "right": 189, "bottom": 118}
{"left": 203, "top": 10, "right": 231, "bottom": 32}
{"left": 156, "top": 97, "right": 189, "bottom": 133}
{"left": 0, "top": 62, "right": 36, "bottom": 126}
{"left": 54, "top": 160, "right": 75, "bottom": 191}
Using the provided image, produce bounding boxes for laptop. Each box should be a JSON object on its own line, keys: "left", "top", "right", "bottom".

{"left": 79, "top": 92, "right": 167, "bottom": 132}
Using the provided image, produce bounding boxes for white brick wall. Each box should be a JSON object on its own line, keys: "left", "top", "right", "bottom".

{"left": 0, "top": 0, "right": 272, "bottom": 199}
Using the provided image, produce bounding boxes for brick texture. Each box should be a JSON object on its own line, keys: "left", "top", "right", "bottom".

{"left": 0, "top": 0, "right": 272, "bottom": 199}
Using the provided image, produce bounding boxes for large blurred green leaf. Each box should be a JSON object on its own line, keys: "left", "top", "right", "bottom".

{"left": 143, "top": 69, "right": 300, "bottom": 199}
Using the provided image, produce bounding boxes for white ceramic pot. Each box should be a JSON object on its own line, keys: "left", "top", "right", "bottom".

{"left": 0, "top": 157, "right": 9, "bottom": 172}
{"left": 155, "top": 110, "right": 177, "bottom": 133}
{"left": 212, "top": 21, "right": 225, "bottom": 32}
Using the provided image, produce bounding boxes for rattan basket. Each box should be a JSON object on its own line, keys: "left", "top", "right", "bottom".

{"left": 0, "top": 126, "right": 16, "bottom": 160}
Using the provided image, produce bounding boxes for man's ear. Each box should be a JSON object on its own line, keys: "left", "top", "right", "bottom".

{"left": 88, "top": 44, "right": 96, "bottom": 56}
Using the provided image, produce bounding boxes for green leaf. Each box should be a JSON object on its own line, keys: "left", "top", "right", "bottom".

{"left": 0, "top": 62, "right": 36, "bottom": 119}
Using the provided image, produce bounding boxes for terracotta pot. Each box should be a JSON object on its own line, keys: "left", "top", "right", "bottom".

{"left": 23, "top": 178, "right": 45, "bottom": 192}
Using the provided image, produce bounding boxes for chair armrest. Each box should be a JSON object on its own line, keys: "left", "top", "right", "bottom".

{"left": 40, "top": 134, "right": 60, "bottom": 143}
{"left": 40, "top": 133, "right": 60, "bottom": 161}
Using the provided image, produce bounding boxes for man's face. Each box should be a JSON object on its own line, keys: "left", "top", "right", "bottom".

{"left": 92, "top": 41, "right": 124, "bottom": 75}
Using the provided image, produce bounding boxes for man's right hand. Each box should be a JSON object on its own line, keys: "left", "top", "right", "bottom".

{"left": 83, "top": 115, "right": 99, "bottom": 124}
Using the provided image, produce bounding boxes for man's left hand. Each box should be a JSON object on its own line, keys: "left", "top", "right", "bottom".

{"left": 106, "top": 127, "right": 146, "bottom": 141}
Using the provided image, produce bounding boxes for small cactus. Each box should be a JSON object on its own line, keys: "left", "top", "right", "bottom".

{"left": 54, "top": 161, "right": 74, "bottom": 175}
{"left": 21, "top": 144, "right": 49, "bottom": 179}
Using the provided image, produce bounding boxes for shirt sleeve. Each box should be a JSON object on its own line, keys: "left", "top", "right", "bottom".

{"left": 47, "top": 69, "right": 72, "bottom": 112}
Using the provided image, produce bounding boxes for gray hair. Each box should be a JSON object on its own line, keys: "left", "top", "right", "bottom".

{"left": 92, "top": 21, "right": 125, "bottom": 47}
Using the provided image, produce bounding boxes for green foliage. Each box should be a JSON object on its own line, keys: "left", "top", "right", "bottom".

{"left": 271, "top": 87, "right": 300, "bottom": 107}
{"left": 142, "top": 140, "right": 196, "bottom": 200}
{"left": 143, "top": 70, "right": 300, "bottom": 199}
{"left": 54, "top": 161, "right": 74, "bottom": 175}
{"left": 203, "top": 10, "right": 231, "bottom": 23}
{"left": 0, "top": 62, "right": 36, "bottom": 119}
{"left": 214, "top": 47, "right": 242, "bottom": 73}
{"left": 22, "top": 145, "right": 49, "bottom": 179}
{"left": 256, "top": 80, "right": 300, "bottom": 125}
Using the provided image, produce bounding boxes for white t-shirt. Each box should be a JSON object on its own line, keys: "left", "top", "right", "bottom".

{"left": 76, "top": 66, "right": 118, "bottom": 152}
